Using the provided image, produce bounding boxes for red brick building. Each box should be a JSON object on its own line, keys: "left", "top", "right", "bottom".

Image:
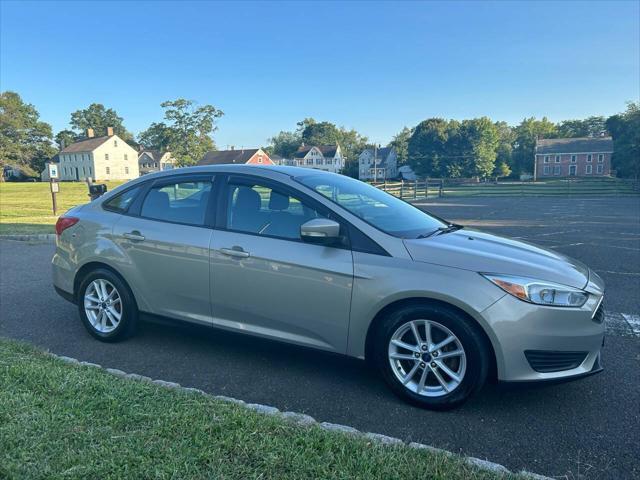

{"left": 198, "top": 148, "right": 273, "bottom": 166}
{"left": 534, "top": 137, "right": 613, "bottom": 180}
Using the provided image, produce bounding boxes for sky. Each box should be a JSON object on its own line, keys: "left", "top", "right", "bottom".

{"left": 1, "top": 0, "right": 639, "bottom": 148}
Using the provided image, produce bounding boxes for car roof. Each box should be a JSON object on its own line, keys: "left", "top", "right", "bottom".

{"left": 137, "top": 164, "right": 337, "bottom": 181}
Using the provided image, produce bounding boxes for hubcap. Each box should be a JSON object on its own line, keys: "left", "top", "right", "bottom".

{"left": 388, "top": 319, "right": 466, "bottom": 397}
{"left": 84, "top": 279, "right": 122, "bottom": 333}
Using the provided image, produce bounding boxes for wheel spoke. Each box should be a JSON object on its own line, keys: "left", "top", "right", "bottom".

{"left": 94, "top": 311, "right": 103, "bottom": 328}
{"left": 85, "top": 304, "right": 99, "bottom": 310}
{"left": 430, "top": 365, "right": 450, "bottom": 392}
{"left": 391, "top": 339, "right": 419, "bottom": 353}
{"left": 410, "top": 321, "right": 422, "bottom": 344}
{"left": 437, "top": 349, "right": 464, "bottom": 360}
{"left": 417, "top": 366, "right": 429, "bottom": 393}
{"left": 402, "top": 362, "right": 420, "bottom": 385}
{"left": 424, "top": 320, "right": 432, "bottom": 346}
{"left": 107, "top": 306, "right": 121, "bottom": 321}
{"left": 85, "top": 295, "right": 100, "bottom": 304}
{"left": 390, "top": 352, "right": 416, "bottom": 361}
{"left": 105, "top": 309, "right": 118, "bottom": 326}
{"left": 431, "top": 335, "right": 455, "bottom": 352}
{"left": 436, "top": 360, "right": 461, "bottom": 383}
{"left": 101, "top": 310, "right": 107, "bottom": 329}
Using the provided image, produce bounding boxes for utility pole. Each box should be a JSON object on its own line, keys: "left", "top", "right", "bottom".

{"left": 373, "top": 144, "right": 378, "bottom": 183}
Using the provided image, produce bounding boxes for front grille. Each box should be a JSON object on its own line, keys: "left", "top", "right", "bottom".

{"left": 592, "top": 302, "right": 605, "bottom": 324}
{"left": 524, "top": 350, "right": 588, "bottom": 373}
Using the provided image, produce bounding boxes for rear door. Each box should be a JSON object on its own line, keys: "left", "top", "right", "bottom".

{"left": 209, "top": 175, "right": 354, "bottom": 353}
{"left": 112, "top": 174, "right": 216, "bottom": 325}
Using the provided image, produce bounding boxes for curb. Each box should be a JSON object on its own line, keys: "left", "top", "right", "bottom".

{"left": 50, "top": 352, "right": 551, "bottom": 479}
{"left": 0, "top": 233, "right": 55, "bottom": 241}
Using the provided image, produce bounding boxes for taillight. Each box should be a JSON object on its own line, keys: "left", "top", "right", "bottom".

{"left": 55, "top": 216, "right": 79, "bottom": 236}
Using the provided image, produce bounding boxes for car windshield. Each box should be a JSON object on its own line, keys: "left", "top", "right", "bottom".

{"left": 295, "top": 174, "right": 447, "bottom": 238}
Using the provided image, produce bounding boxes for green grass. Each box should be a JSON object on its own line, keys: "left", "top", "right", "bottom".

{"left": 0, "top": 338, "right": 515, "bottom": 480}
{"left": 0, "top": 181, "right": 125, "bottom": 234}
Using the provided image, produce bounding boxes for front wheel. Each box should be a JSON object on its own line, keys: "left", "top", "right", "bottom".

{"left": 77, "top": 268, "right": 138, "bottom": 342}
{"left": 374, "top": 304, "right": 489, "bottom": 410}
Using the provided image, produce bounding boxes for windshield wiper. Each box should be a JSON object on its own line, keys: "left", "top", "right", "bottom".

{"left": 416, "top": 224, "right": 463, "bottom": 239}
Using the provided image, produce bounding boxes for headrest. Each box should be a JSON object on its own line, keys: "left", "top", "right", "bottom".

{"left": 269, "top": 191, "right": 290, "bottom": 211}
{"left": 234, "top": 187, "right": 261, "bottom": 211}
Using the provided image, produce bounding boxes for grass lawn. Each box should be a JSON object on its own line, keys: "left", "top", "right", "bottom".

{"left": 0, "top": 181, "right": 125, "bottom": 234}
{"left": 0, "top": 338, "right": 516, "bottom": 480}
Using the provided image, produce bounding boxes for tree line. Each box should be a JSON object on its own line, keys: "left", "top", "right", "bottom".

{"left": 1, "top": 89, "right": 638, "bottom": 179}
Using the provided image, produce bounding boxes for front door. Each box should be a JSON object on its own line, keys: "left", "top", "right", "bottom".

{"left": 569, "top": 165, "right": 577, "bottom": 176}
{"left": 112, "top": 175, "right": 215, "bottom": 324}
{"left": 209, "top": 176, "right": 354, "bottom": 353}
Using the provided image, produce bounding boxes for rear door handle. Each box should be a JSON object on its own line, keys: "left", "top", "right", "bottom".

{"left": 220, "top": 247, "right": 250, "bottom": 258}
{"left": 123, "top": 232, "right": 145, "bottom": 242}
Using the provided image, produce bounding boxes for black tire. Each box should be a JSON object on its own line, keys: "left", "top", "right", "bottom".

{"left": 373, "top": 303, "right": 489, "bottom": 410}
{"left": 76, "top": 268, "right": 138, "bottom": 342}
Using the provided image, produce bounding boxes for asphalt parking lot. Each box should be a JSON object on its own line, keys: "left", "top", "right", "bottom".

{"left": 1, "top": 195, "right": 639, "bottom": 479}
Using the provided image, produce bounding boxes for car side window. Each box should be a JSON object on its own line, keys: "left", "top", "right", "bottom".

{"left": 141, "top": 180, "right": 212, "bottom": 226}
{"left": 103, "top": 185, "right": 143, "bottom": 213}
{"left": 226, "top": 182, "right": 325, "bottom": 240}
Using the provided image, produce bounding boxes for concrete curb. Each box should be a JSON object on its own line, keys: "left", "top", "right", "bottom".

{"left": 0, "top": 233, "right": 55, "bottom": 241}
{"left": 50, "top": 352, "right": 551, "bottom": 479}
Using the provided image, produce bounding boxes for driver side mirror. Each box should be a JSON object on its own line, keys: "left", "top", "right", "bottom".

{"left": 300, "top": 218, "right": 340, "bottom": 245}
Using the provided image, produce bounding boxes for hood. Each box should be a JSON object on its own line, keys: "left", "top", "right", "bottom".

{"left": 404, "top": 229, "right": 590, "bottom": 289}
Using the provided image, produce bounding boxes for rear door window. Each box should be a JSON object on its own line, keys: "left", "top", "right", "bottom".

{"left": 141, "top": 179, "right": 212, "bottom": 226}
{"left": 103, "top": 185, "right": 143, "bottom": 213}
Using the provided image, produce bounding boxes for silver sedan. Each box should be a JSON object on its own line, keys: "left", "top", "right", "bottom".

{"left": 52, "top": 165, "right": 605, "bottom": 409}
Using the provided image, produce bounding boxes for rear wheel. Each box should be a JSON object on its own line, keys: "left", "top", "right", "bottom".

{"left": 374, "top": 303, "right": 489, "bottom": 410}
{"left": 77, "top": 268, "right": 138, "bottom": 342}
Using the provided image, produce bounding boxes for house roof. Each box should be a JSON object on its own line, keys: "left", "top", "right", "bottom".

{"left": 294, "top": 145, "right": 339, "bottom": 159}
{"left": 535, "top": 137, "right": 613, "bottom": 154}
{"left": 198, "top": 149, "right": 263, "bottom": 165}
{"left": 60, "top": 136, "right": 111, "bottom": 153}
{"left": 138, "top": 150, "right": 169, "bottom": 161}
{"left": 361, "top": 147, "right": 395, "bottom": 167}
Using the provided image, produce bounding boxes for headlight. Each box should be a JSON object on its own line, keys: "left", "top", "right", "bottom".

{"left": 481, "top": 274, "right": 589, "bottom": 307}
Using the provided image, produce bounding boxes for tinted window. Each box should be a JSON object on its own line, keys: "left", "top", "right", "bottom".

{"left": 141, "top": 180, "right": 212, "bottom": 225}
{"left": 296, "top": 174, "right": 446, "bottom": 239}
{"left": 226, "top": 182, "right": 324, "bottom": 240}
{"left": 103, "top": 185, "right": 142, "bottom": 213}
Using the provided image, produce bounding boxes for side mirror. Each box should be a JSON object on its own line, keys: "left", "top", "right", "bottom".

{"left": 300, "top": 218, "right": 340, "bottom": 245}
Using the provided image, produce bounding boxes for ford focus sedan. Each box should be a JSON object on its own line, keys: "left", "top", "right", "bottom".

{"left": 52, "top": 165, "right": 605, "bottom": 409}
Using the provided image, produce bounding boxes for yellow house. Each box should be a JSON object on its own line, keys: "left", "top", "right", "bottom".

{"left": 58, "top": 128, "right": 139, "bottom": 181}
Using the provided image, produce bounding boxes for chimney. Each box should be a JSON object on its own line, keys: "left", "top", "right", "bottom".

{"left": 230, "top": 146, "right": 234, "bottom": 150}
{"left": 86, "top": 128, "right": 95, "bottom": 138}
{"left": 106, "top": 127, "right": 114, "bottom": 137}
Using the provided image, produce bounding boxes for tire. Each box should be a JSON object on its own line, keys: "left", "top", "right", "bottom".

{"left": 77, "top": 268, "right": 138, "bottom": 342}
{"left": 373, "top": 303, "right": 489, "bottom": 410}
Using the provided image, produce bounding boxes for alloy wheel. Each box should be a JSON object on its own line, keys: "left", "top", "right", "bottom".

{"left": 84, "top": 279, "right": 122, "bottom": 333}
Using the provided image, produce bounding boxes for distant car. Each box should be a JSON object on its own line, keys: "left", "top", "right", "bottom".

{"left": 52, "top": 166, "right": 605, "bottom": 409}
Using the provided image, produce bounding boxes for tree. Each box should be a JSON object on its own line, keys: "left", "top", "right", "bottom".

{"left": 512, "top": 117, "right": 557, "bottom": 176}
{"left": 556, "top": 116, "right": 607, "bottom": 138}
{"left": 606, "top": 102, "right": 640, "bottom": 179}
{"left": 137, "top": 122, "right": 173, "bottom": 152}
{"left": 70, "top": 103, "right": 133, "bottom": 141}
{"left": 55, "top": 130, "right": 77, "bottom": 150}
{"left": 461, "top": 117, "right": 499, "bottom": 179}
{"left": 266, "top": 130, "right": 302, "bottom": 158}
{"left": 407, "top": 118, "right": 453, "bottom": 177}
{"left": 156, "top": 98, "right": 224, "bottom": 166}
{"left": 494, "top": 121, "right": 515, "bottom": 176}
{"left": 0, "top": 91, "right": 55, "bottom": 175}
{"left": 389, "top": 127, "right": 412, "bottom": 165}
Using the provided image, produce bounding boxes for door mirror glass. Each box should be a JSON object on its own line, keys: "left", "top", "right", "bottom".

{"left": 300, "top": 218, "right": 340, "bottom": 245}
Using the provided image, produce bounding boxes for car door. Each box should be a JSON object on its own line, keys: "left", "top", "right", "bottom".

{"left": 209, "top": 175, "right": 354, "bottom": 353}
{"left": 112, "top": 174, "right": 216, "bottom": 325}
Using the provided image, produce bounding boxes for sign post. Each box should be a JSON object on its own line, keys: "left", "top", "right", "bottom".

{"left": 47, "top": 163, "right": 59, "bottom": 215}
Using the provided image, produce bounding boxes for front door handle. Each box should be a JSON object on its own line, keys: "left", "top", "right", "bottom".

{"left": 220, "top": 246, "right": 250, "bottom": 258}
{"left": 123, "top": 231, "right": 145, "bottom": 242}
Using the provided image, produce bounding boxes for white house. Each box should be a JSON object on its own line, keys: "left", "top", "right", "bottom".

{"left": 358, "top": 146, "right": 398, "bottom": 180}
{"left": 138, "top": 150, "right": 175, "bottom": 175}
{"left": 57, "top": 128, "right": 139, "bottom": 181}
{"left": 293, "top": 145, "right": 344, "bottom": 173}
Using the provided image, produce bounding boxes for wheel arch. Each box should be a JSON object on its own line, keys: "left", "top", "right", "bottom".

{"left": 73, "top": 261, "right": 134, "bottom": 305}
{"left": 363, "top": 297, "right": 498, "bottom": 381}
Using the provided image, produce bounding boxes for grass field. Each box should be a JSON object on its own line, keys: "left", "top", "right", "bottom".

{"left": 0, "top": 181, "right": 125, "bottom": 234}
{"left": 0, "top": 338, "right": 514, "bottom": 480}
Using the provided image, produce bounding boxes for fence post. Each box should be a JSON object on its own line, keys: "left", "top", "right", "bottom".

{"left": 384, "top": 178, "right": 387, "bottom": 191}
{"left": 400, "top": 179, "right": 404, "bottom": 199}
{"left": 439, "top": 179, "right": 444, "bottom": 198}
{"left": 414, "top": 179, "right": 417, "bottom": 199}
{"left": 425, "top": 178, "right": 429, "bottom": 198}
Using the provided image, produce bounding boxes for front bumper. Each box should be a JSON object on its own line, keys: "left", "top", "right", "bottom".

{"left": 480, "top": 291, "right": 605, "bottom": 382}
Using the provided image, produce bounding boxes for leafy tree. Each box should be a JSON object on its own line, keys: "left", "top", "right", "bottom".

{"left": 137, "top": 122, "right": 173, "bottom": 152}
{"left": 556, "top": 116, "right": 607, "bottom": 138}
{"left": 493, "top": 160, "right": 512, "bottom": 180}
{"left": 70, "top": 103, "right": 133, "bottom": 141}
{"left": 461, "top": 117, "right": 499, "bottom": 179}
{"left": 267, "top": 130, "right": 302, "bottom": 158}
{"left": 389, "top": 127, "right": 412, "bottom": 165}
{"left": 407, "top": 118, "right": 454, "bottom": 177}
{"left": 55, "top": 130, "right": 77, "bottom": 150}
{"left": 0, "top": 91, "right": 55, "bottom": 175}
{"left": 606, "top": 102, "right": 640, "bottom": 179}
{"left": 512, "top": 117, "right": 557, "bottom": 176}
{"left": 156, "top": 98, "right": 224, "bottom": 166}
{"left": 494, "top": 121, "right": 515, "bottom": 176}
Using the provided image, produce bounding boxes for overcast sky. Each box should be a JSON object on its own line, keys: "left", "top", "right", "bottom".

{"left": 1, "top": 0, "right": 638, "bottom": 147}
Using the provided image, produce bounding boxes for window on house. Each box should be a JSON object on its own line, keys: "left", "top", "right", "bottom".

{"left": 154, "top": 162, "right": 158, "bottom": 168}
{"left": 585, "top": 164, "right": 592, "bottom": 174}
{"left": 306, "top": 159, "right": 313, "bottom": 165}
{"left": 598, "top": 154, "right": 604, "bottom": 162}
{"left": 124, "top": 154, "right": 128, "bottom": 161}
{"left": 326, "top": 158, "right": 332, "bottom": 165}
{"left": 571, "top": 155, "right": 577, "bottom": 163}
{"left": 125, "top": 167, "right": 129, "bottom": 174}
{"left": 597, "top": 164, "right": 604, "bottom": 173}
{"left": 543, "top": 166, "right": 551, "bottom": 175}
{"left": 544, "top": 156, "right": 550, "bottom": 163}
{"left": 114, "top": 140, "right": 118, "bottom": 147}
{"left": 553, "top": 166, "right": 561, "bottom": 175}
{"left": 555, "top": 155, "right": 561, "bottom": 163}
{"left": 257, "top": 158, "right": 263, "bottom": 163}
{"left": 316, "top": 158, "right": 322, "bottom": 165}
{"left": 587, "top": 154, "right": 592, "bottom": 162}
{"left": 105, "top": 154, "right": 109, "bottom": 161}
{"left": 106, "top": 167, "right": 110, "bottom": 175}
